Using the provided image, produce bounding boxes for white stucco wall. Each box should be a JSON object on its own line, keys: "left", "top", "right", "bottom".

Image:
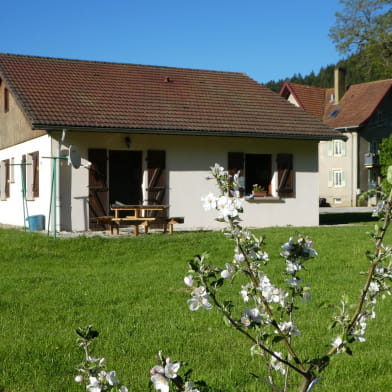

{"left": 44, "top": 132, "right": 319, "bottom": 231}
{"left": 0, "top": 131, "right": 320, "bottom": 231}
{"left": 0, "top": 135, "right": 53, "bottom": 229}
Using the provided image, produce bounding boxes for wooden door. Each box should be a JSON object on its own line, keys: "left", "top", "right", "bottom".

{"left": 147, "top": 150, "right": 166, "bottom": 219}
{"left": 88, "top": 149, "right": 108, "bottom": 230}
{"left": 147, "top": 150, "right": 166, "bottom": 204}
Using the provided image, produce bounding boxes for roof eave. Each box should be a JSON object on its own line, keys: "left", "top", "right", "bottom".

{"left": 36, "top": 124, "right": 344, "bottom": 141}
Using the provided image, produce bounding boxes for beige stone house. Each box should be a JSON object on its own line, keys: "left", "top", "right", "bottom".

{"left": 280, "top": 69, "right": 392, "bottom": 207}
{"left": 0, "top": 53, "right": 341, "bottom": 232}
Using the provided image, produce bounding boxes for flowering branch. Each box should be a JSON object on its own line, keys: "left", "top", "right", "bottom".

{"left": 185, "top": 163, "right": 392, "bottom": 392}
{"left": 75, "top": 325, "right": 128, "bottom": 392}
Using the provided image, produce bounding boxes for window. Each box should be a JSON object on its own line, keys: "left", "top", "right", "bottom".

{"left": 334, "top": 140, "right": 343, "bottom": 156}
{"left": 228, "top": 152, "right": 294, "bottom": 198}
{"left": 4, "top": 88, "right": 9, "bottom": 112}
{"left": 328, "top": 140, "right": 346, "bottom": 157}
{"left": 370, "top": 140, "right": 379, "bottom": 154}
{"left": 0, "top": 159, "right": 10, "bottom": 200}
{"left": 328, "top": 169, "right": 346, "bottom": 187}
{"left": 23, "top": 152, "right": 39, "bottom": 200}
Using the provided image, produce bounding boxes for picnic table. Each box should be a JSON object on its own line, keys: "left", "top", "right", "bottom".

{"left": 97, "top": 204, "right": 183, "bottom": 236}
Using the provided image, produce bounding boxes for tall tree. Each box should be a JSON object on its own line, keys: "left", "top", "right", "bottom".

{"left": 329, "top": 0, "right": 392, "bottom": 78}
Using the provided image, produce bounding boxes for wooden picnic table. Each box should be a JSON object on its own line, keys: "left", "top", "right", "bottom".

{"left": 109, "top": 204, "right": 169, "bottom": 236}
{"left": 97, "top": 205, "right": 184, "bottom": 236}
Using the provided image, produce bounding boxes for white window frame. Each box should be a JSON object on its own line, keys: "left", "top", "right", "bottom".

{"left": 334, "top": 140, "right": 343, "bottom": 156}
{"left": 328, "top": 169, "right": 346, "bottom": 188}
{"left": 328, "top": 140, "right": 346, "bottom": 157}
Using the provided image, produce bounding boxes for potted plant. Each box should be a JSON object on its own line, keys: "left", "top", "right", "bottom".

{"left": 252, "top": 184, "right": 267, "bottom": 197}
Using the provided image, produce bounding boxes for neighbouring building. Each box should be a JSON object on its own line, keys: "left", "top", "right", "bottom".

{"left": 280, "top": 68, "right": 392, "bottom": 207}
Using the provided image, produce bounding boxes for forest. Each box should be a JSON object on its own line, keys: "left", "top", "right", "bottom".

{"left": 265, "top": 0, "right": 392, "bottom": 93}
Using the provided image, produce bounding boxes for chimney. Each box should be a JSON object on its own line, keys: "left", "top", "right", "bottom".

{"left": 334, "top": 67, "right": 346, "bottom": 104}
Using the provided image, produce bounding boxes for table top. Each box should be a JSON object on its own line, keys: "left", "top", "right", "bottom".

{"left": 111, "top": 204, "right": 169, "bottom": 210}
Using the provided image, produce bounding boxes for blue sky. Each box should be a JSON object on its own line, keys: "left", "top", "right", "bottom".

{"left": 1, "top": 0, "right": 344, "bottom": 84}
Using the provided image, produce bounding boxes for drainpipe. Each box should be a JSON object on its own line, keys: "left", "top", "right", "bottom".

{"left": 352, "top": 131, "right": 358, "bottom": 206}
{"left": 56, "top": 129, "right": 67, "bottom": 231}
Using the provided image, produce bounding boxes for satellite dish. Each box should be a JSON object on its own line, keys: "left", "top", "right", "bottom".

{"left": 68, "top": 145, "right": 81, "bottom": 169}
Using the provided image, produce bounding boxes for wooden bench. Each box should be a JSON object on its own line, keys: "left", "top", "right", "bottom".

{"left": 96, "top": 216, "right": 184, "bottom": 236}
{"left": 156, "top": 217, "right": 184, "bottom": 234}
{"left": 96, "top": 216, "right": 119, "bottom": 235}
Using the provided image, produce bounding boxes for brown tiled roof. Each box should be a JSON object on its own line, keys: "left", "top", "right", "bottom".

{"left": 279, "top": 82, "right": 326, "bottom": 121}
{"left": 280, "top": 79, "right": 392, "bottom": 130}
{"left": 323, "top": 80, "right": 392, "bottom": 128}
{"left": 0, "top": 53, "right": 341, "bottom": 140}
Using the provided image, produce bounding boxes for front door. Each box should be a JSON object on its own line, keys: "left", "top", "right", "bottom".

{"left": 109, "top": 150, "right": 143, "bottom": 206}
{"left": 88, "top": 149, "right": 143, "bottom": 229}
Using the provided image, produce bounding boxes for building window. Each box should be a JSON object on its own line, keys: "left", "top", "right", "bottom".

{"left": 4, "top": 88, "right": 9, "bottom": 112}
{"left": 329, "top": 169, "right": 346, "bottom": 187}
{"left": 23, "top": 152, "right": 39, "bottom": 200}
{"left": 228, "top": 152, "right": 294, "bottom": 198}
{"left": 0, "top": 159, "right": 10, "bottom": 200}
{"left": 370, "top": 140, "right": 379, "bottom": 154}
{"left": 328, "top": 140, "right": 346, "bottom": 157}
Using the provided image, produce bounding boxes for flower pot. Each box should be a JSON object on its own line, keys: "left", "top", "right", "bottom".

{"left": 252, "top": 190, "right": 267, "bottom": 197}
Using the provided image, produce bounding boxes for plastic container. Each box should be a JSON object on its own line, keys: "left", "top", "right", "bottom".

{"left": 27, "top": 215, "right": 45, "bottom": 231}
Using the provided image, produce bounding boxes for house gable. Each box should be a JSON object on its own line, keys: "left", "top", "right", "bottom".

{"left": 0, "top": 79, "right": 45, "bottom": 149}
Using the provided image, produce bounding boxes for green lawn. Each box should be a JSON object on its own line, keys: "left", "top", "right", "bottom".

{"left": 1, "top": 223, "right": 391, "bottom": 392}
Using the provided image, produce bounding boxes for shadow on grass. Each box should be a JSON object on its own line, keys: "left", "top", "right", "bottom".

{"left": 319, "top": 212, "right": 377, "bottom": 225}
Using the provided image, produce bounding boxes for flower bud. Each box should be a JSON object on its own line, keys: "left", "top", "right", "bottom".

{"left": 74, "top": 375, "right": 84, "bottom": 383}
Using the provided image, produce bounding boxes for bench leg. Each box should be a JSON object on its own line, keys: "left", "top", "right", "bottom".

{"left": 169, "top": 223, "right": 174, "bottom": 234}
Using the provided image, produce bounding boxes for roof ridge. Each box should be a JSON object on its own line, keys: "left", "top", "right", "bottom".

{"left": 0, "top": 52, "right": 246, "bottom": 77}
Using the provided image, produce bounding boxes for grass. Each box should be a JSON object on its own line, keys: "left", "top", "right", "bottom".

{"left": 1, "top": 222, "right": 392, "bottom": 392}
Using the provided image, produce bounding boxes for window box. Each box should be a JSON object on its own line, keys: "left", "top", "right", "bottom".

{"left": 252, "top": 190, "right": 268, "bottom": 197}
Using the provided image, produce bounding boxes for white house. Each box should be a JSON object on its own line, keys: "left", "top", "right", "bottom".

{"left": 0, "top": 53, "right": 342, "bottom": 232}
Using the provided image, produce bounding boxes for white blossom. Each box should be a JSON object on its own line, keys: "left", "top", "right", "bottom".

{"left": 86, "top": 377, "right": 101, "bottom": 392}
{"left": 270, "top": 352, "right": 286, "bottom": 375}
{"left": 233, "top": 249, "right": 246, "bottom": 265}
{"left": 221, "top": 263, "right": 234, "bottom": 279}
{"left": 184, "top": 275, "right": 194, "bottom": 287}
{"left": 164, "top": 361, "right": 180, "bottom": 379}
{"left": 184, "top": 381, "right": 200, "bottom": 392}
{"left": 240, "top": 283, "right": 252, "bottom": 302}
{"left": 187, "top": 286, "right": 213, "bottom": 311}
{"left": 244, "top": 307, "right": 263, "bottom": 324}
{"left": 277, "top": 321, "right": 300, "bottom": 336}
{"left": 201, "top": 193, "right": 217, "bottom": 211}
{"left": 286, "top": 260, "right": 301, "bottom": 274}
{"left": 331, "top": 336, "right": 343, "bottom": 353}
{"left": 151, "top": 373, "right": 169, "bottom": 392}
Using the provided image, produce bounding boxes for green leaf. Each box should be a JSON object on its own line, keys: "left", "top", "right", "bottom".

{"left": 387, "top": 166, "right": 392, "bottom": 185}
{"left": 272, "top": 336, "right": 284, "bottom": 344}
